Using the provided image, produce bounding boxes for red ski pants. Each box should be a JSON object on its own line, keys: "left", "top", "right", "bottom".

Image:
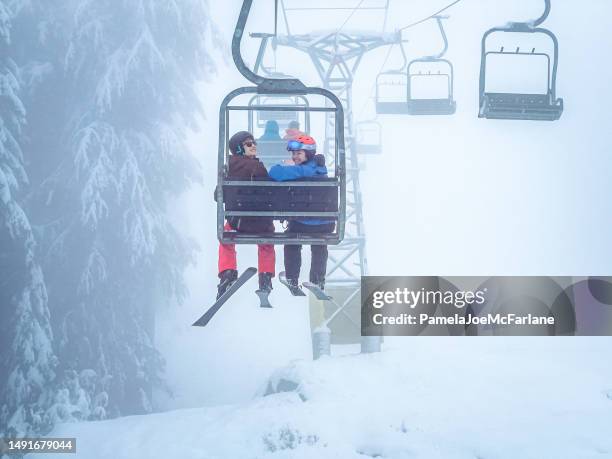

{"left": 218, "top": 223, "right": 275, "bottom": 275}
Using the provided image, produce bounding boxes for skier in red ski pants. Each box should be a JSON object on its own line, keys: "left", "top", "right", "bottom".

{"left": 216, "top": 131, "right": 275, "bottom": 299}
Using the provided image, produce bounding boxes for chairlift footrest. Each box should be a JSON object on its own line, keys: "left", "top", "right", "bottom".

{"left": 480, "top": 93, "right": 563, "bottom": 121}
{"left": 407, "top": 99, "right": 456, "bottom": 115}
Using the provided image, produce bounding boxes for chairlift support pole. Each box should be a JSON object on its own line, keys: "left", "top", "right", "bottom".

{"left": 273, "top": 3, "right": 403, "bottom": 358}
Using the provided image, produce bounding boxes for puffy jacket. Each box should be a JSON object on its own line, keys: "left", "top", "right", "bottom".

{"left": 226, "top": 155, "right": 274, "bottom": 233}
{"left": 228, "top": 154, "right": 268, "bottom": 180}
{"left": 268, "top": 158, "right": 327, "bottom": 181}
{"left": 268, "top": 158, "right": 331, "bottom": 225}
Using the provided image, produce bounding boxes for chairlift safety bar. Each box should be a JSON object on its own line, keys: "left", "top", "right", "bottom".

{"left": 228, "top": 105, "right": 337, "bottom": 113}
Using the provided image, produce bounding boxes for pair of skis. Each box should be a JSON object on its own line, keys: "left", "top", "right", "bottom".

{"left": 278, "top": 272, "right": 331, "bottom": 302}
{"left": 192, "top": 269, "right": 331, "bottom": 327}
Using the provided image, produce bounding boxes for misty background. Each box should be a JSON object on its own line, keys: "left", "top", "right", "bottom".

{"left": 1, "top": 0, "right": 611, "bottom": 442}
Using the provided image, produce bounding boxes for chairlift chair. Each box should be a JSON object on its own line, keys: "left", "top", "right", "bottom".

{"left": 478, "top": 0, "right": 563, "bottom": 121}
{"left": 406, "top": 16, "right": 456, "bottom": 116}
{"left": 406, "top": 59, "right": 456, "bottom": 115}
{"left": 375, "top": 71, "right": 410, "bottom": 114}
{"left": 217, "top": 0, "right": 346, "bottom": 246}
{"left": 219, "top": 92, "right": 345, "bottom": 245}
{"left": 375, "top": 40, "right": 410, "bottom": 115}
{"left": 354, "top": 120, "right": 382, "bottom": 155}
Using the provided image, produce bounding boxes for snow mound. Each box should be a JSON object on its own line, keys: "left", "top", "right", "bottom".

{"left": 30, "top": 340, "right": 612, "bottom": 458}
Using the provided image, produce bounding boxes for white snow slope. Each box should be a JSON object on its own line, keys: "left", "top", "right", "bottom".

{"left": 30, "top": 339, "right": 612, "bottom": 459}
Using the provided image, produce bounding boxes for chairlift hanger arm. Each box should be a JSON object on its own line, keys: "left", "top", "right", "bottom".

{"left": 536, "top": 0, "right": 552, "bottom": 26}
{"left": 381, "top": 38, "right": 409, "bottom": 73}
{"left": 233, "top": 0, "right": 306, "bottom": 92}
{"left": 411, "top": 15, "right": 450, "bottom": 62}
{"left": 503, "top": 0, "right": 551, "bottom": 31}
{"left": 425, "top": 16, "right": 449, "bottom": 60}
{"left": 252, "top": 34, "right": 271, "bottom": 75}
{"left": 274, "top": 0, "right": 278, "bottom": 36}
{"left": 519, "top": 0, "right": 550, "bottom": 28}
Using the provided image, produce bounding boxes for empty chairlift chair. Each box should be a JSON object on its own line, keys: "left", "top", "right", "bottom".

{"left": 375, "top": 41, "right": 410, "bottom": 115}
{"left": 407, "top": 59, "right": 456, "bottom": 115}
{"left": 375, "top": 71, "right": 410, "bottom": 115}
{"left": 354, "top": 120, "right": 382, "bottom": 155}
{"left": 406, "top": 16, "right": 456, "bottom": 116}
{"left": 478, "top": 0, "right": 563, "bottom": 121}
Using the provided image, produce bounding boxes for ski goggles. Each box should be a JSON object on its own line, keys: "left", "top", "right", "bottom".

{"left": 286, "top": 140, "right": 316, "bottom": 151}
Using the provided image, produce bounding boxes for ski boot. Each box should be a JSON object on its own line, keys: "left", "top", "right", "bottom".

{"left": 257, "top": 272, "right": 273, "bottom": 293}
{"left": 310, "top": 278, "right": 325, "bottom": 292}
{"left": 216, "top": 269, "right": 238, "bottom": 300}
{"left": 286, "top": 277, "right": 306, "bottom": 297}
{"left": 279, "top": 271, "right": 306, "bottom": 297}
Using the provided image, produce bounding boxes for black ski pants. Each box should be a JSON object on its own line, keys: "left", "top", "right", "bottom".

{"left": 284, "top": 221, "right": 335, "bottom": 283}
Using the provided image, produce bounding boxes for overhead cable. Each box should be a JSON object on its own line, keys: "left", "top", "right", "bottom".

{"left": 397, "top": 0, "right": 462, "bottom": 32}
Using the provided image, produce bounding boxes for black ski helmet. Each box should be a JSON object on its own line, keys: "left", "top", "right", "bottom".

{"left": 229, "top": 131, "right": 255, "bottom": 156}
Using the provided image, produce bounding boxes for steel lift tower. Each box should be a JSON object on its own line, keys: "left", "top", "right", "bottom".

{"left": 273, "top": 2, "right": 403, "bottom": 357}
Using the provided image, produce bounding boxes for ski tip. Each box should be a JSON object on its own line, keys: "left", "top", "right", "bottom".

{"left": 192, "top": 267, "right": 258, "bottom": 328}
{"left": 255, "top": 290, "right": 273, "bottom": 308}
{"left": 289, "top": 287, "right": 306, "bottom": 297}
{"left": 303, "top": 282, "right": 332, "bottom": 301}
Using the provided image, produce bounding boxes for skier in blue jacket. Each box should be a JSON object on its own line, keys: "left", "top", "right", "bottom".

{"left": 268, "top": 135, "right": 335, "bottom": 294}
{"left": 258, "top": 120, "right": 282, "bottom": 140}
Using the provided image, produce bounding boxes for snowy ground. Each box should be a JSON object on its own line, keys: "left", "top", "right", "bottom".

{"left": 31, "top": 338, "right": 612, "bottom": 459}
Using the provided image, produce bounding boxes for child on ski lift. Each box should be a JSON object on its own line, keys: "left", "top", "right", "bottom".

{"left": 268, "top": 135, "right": 335, "bottom": 295}
{"left": 217, "top": 131, "right": 275, "bottom": 299}
{"left": 283, "top": 120, "right": 305, "bottom": 140}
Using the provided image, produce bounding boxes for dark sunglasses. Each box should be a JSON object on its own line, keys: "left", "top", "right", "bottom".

{"left": 243, "top": 140, "right": 257, "bottom": 147}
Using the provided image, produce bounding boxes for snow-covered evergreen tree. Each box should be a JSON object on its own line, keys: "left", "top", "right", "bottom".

{"left": 12, "top": 0, "right": 219, "bottom": 418}
{"left": 0, "top": 1, "right": 56, "bottom": 437}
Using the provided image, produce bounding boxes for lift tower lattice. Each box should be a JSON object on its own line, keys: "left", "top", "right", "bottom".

{"left": 275, "top": 21, "right": 402, "bottom": 357}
